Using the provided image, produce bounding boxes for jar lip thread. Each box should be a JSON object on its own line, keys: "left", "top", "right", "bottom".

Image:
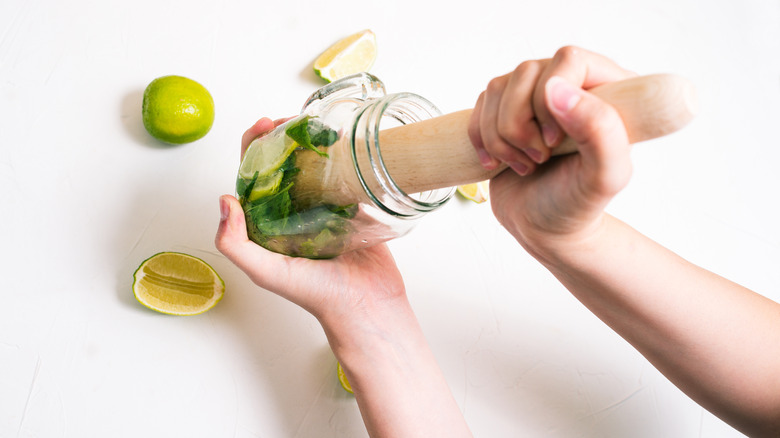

{"left": 352, "top": 92, "right": 454, "bottom": 219}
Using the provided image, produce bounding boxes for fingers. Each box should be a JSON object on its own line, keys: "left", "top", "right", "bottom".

{"left": 471, "top": 46, "right": 636, "bottom": 177}
{"left": 240, "top": 116, "right": 296, "bottom": 160}
{"left": 480, "top": 74, "right": 536, "bottom": 174}
{"left": 469, "top": 66, "right": 545, "bottom": 175}
{"left": 215, "top": 194, "right": 294, "bottom": 294}
{"left": 241, "top": 117, "right": 275, "bottom": 159}
{"left": 498, "top": 61, "right": 551, "bottom": 169}
{"left": 544, "top": 76, "right": 632, "bottom": 199}
{"left": 532, "top": 46, "right": 637, "bottom": 151}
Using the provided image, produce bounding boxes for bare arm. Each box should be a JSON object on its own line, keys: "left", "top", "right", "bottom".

{"left": 535, "top": 213, "right": 780, "bottom": 437}
{"left": 472, "top": 46, "right": 780, "bottom": 436}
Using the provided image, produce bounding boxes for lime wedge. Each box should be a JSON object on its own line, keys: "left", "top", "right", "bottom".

{"left": 132, "top": 252, "right": 224, "bottom": 316}
{"left": 456, "top": 180, "right": 490, "bottom": 203}
{"left": 238, "top": 128, "right": 298, "bottom": 180}
{"left": 248, "top": 171, "right": 284, "bottom": 202}
{"left": 314, "top": 30, "right": 377, "bottom": 83}
{"left": 337, "top": 362, "right": 353, "bottom": 394}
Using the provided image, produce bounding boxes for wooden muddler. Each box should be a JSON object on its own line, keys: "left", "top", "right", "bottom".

{"left": 377, "top": 74, "right": 698, "bottom": 194}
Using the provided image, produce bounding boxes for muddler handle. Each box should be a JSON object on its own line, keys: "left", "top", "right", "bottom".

{"left": 378, "top": 73, "right": 698, "bottom": 194}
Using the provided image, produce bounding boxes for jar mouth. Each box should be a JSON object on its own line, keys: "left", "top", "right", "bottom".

{"left": 352, "top": 92, "right": 455, "bottom": 219}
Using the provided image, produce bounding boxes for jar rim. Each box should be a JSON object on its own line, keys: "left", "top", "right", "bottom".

{"left": 352, "top": 92, "right": 455, "bottom": 219}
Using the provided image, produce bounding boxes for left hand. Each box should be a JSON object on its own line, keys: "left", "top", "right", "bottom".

{"left": 218, "top": 118, "right": 408, "bottom": 327}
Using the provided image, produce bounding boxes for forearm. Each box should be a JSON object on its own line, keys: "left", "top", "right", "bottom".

{"left": 524, "top": 214, "right": 780, "bottom": 436}
{"left": 319, "top": 297, "right": 472, "bottom": 438}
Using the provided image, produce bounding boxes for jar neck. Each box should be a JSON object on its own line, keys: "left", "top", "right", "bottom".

{"left": 351, "top": 93, "right": 454, "bottom": 219}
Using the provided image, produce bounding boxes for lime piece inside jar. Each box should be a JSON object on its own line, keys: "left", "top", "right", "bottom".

{"left": 247, "top": 171, "right": 284, "bottom": 202}
{"left": 239, "top": 129, "right": 298, "bottom": 180}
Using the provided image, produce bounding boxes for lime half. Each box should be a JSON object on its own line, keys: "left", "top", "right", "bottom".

{"left": 133, "top": 252, "right": 224, "bottom": 316}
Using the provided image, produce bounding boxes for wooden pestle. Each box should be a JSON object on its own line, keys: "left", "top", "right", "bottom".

{"left": 377, "top": 74, "right": 699, "bottom": 194}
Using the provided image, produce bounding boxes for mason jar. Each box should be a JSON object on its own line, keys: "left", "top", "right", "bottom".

{"left": 236, "top": 73, "right": 454, "bottom": 259}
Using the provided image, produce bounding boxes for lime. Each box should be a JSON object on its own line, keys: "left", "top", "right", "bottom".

{"left": 457, "top": 180, "right": 490, "bottom": 203}
{"left": 142, "top": 75, "right": 215, "bottom": 144}
{"left": 314, "top": 30, "right": 377, "bottom": 83}
{"left": 337, "top": 362, "right": 353, "bottom": 394}
{"left": 238, "top": 127, "right": 298, "bottom": 180}
{"left": 132, "top": 252, "right": 224, "bottom": 316}
{"left": 248, "top": 171, "right": 284, "bottom": 202}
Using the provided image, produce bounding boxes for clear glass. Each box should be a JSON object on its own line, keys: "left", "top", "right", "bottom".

{"left": 236, "top": 73, "right": 454, "bottom": 259}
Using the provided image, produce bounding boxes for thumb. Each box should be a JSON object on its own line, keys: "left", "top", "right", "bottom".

{"left": 215, "top": 195, "right": 292, "bottom": 291}
{"left": 544, "top": 76, "right": 632, "bottom": 198}
{"left": 215, "top": 195, "right": 248, "bottom": 254}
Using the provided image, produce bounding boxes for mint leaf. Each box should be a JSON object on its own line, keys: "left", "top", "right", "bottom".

{"left": 284, "top": 116, "right": 337, "bottom": 158}
{"left": 285, "top": 116, "right": 311, "bottom": 147}
{"left": 308, "top": 118, "right": 339, "bottom": 147}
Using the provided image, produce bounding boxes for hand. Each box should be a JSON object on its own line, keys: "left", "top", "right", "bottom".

{"left": 468, "top": 47, "right": 636, "bottom": 257}
{"left": 218, "top": 119, "right": 472, "bottom": 437}
{"left": 218, "top": 117, "right": 407, "bottom": 327}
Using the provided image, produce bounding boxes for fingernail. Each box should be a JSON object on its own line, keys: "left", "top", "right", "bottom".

{"left": 476, "top": 147, "right": 494, "bottom": 169}
{"left": 547, "top": 76, "right": 581, "bottom": 114}
{"left": 508, "top": 161, "right": 529, "bottom": 176}
{"left": 541, "top": 123, "right": 559, "bottom": 147}
{"left": 219, "top": 196, "right": 230, "bottom": 222}
{"left": 523, "top": 147, "right": 543, "bottom": 164}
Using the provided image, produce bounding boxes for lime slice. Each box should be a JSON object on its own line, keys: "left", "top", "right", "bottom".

{"left": 337, "top": 362, "right": 353, "bottom": 394}
{"left": 248, "top": 171, "right": 284, "bottom": 202}
{"left": 238, "top": 128, "right": 297, "bottom": 180}
{"left": 314, "top": 30, "right": 377, "bottom": 83}
{"left": 132, "top": 252, "right": 224, "bottom": 316}
{"left": 456, "top": 180, "right": 489, "bottom": 203}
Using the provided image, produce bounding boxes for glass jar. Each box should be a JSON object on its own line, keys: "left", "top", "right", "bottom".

{"left": 236, "top": 73, "right": 454, "bottom": 259}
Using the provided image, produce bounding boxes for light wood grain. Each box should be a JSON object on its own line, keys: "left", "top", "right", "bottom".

{"left": 379, "top": 74, "right": 698, "bottom": 193}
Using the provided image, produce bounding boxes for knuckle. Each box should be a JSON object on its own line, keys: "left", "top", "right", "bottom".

{"left": 482, "top": 135, "right": 513, "bottom": 159}
{"left": 583, "top": 103, "right": 622, "bottom": 140}
{"left": 486, "top": 75, "right": 508, "bottom": 93}
{"left": 497, "top": 117, "right": 531, "bottom": 145}
{"left": 512, "top": 60, "right": 541, "bottom": 77}
{"left": 554, "top": 45, "right": 582, "bottom": 63}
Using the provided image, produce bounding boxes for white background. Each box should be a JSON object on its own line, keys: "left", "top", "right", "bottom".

{"left": 2, "top": 0, "right": 779, "bottom": 436}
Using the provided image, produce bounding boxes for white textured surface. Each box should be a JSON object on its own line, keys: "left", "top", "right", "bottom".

{"left": 2, "top": 0, "right": 778, "bottom": 436}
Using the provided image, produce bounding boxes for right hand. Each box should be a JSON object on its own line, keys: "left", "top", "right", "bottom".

{"left": 468, "top": 47, "right": 637, "bottom": 257}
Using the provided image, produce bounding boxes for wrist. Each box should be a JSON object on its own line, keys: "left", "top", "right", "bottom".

{"left": 509, "top": 212, "right": 614, "bottom": 269}
{"left": 317, "top": 292, "right": 420, "bottom": 360}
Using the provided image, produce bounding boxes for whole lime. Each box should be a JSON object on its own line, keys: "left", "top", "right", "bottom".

{"left": 142, "top": 75, "right": 215, "bottom": 144}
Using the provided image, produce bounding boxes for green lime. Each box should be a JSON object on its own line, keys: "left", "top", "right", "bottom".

{"left": 337, "top": 362, "right": 353, "bottom": 394}
{"left": 142, "top": 75, "right": 215, "bottom": 144}
{"left": 132, "top": 252, "right": 224, "bottom": 316}
{"left": 248, "top": 171, "right": 284, "bottom": 202}
{"left": 238, "top": 127, "right": 298, "bottom": 180}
